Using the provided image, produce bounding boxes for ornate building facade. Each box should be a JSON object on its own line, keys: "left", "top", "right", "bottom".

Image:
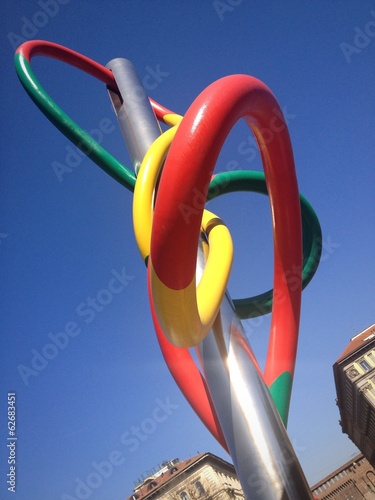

{"left": 311, "top": 453, "right": 375, "bottom": 499}
{"left": 126, "top": 450, "right": 375, "bottom": 499}
{"left": 333, "top": 324, "right": 375, "bottom": 466}
{"left": 126, "top": 452, "right": 245, "bottom": 499}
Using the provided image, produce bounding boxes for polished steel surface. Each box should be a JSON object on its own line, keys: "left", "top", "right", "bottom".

{"left": 106, "top": 58, "right": 161, "bottom": 174}
{"left": 196, "top": 246, "right": 312, "bottom": 499}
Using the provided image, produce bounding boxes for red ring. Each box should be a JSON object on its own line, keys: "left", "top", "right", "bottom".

{"left": 16, "top": 40, "right": 174, "bottom": 123}
{"left": 150, "top": 74, "right": 303, "bottom": 392}
{"left": 148, "top": 272, "right": 228, "bottom": 450}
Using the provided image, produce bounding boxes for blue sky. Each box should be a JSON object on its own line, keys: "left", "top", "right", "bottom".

{"left": 1, "top": 1, "right": 374, "bottom": 498}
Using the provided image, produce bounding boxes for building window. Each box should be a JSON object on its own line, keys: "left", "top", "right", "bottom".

{"left": 195, "top": 480, "right": 205, "bottom": 495}
{"left": 180, "top": 492, "right": 189, "bottom": 500}
{"left": 359, "top": 359, "right": 371, "bottom": 372}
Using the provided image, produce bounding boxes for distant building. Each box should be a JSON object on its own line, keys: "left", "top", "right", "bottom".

{"left": 333, "top": 324, "right": 375, "bottom": 466}
{"left": 311, "top": 453, "right": 375, "bottom": 499}
{"left": 126, "top": 452, "right": 245, "bottom": 499}
{"left": 127, "top": 449, "right": 375, "bottom": 499}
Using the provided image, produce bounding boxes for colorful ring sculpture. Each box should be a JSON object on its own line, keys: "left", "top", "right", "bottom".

{"left": 15, "top": 40, "right": 322, "bottom": 498}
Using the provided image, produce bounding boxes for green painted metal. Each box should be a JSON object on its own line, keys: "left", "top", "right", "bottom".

{"left": 208, "top": 170, "right": 322, "bottom": 319}
{"left": 268, "top": 371, "right": 293, "bottom": 425}
{"left": 14, "top": 53, "right": 136, "bottom": 191}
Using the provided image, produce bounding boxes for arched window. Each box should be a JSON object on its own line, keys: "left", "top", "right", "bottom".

{"left": 195, "top": 480, "right": 205, "bottom": 495}
{"left": 180, "top": 491, "right": 189, "bottom": 500}
{"left": 147, "top": 481, "right": 157, "bottom": 491}
{"left": 367, "top": 470, "right": 375, "bottom": 487}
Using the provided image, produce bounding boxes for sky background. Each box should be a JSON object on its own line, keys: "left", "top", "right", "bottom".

{"left": 1, "top": 1, "right": 374, "bottom": 499}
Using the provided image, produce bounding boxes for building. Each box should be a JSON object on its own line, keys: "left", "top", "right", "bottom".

{"left": 126, "top": 450, "right": 375, "bottom": 499}
{"left": 333, "top": 324, "right": 375, "bottom": 466}
{"left": 126, "top": 452, "right": 245, "bottom": 499}
{"left": 311, "top": 453, "right": 375, "bottom": 499}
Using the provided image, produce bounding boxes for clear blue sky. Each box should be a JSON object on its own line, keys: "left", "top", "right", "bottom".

{"left": 1, "top": 1, "right": 374, "bottom": 498}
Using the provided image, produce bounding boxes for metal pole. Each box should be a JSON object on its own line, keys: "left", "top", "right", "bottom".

{"left": 106, "top": 58, "right": 161, "bottom": 174}
{"left": 196, "top": 244, "right": 313, "bottom": 499}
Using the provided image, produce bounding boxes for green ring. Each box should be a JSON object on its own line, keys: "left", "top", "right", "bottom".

{"left": 207, "top": 170, "right": 322, "bottom": 319}
{"left": 14, "top": 53, "right": 136, "bottom": 191}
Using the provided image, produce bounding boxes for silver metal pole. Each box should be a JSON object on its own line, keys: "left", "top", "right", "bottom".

{"left": 106, "top": 58, "right": 161, "bottom": 174}
{"left": 196, "top": 245, "right": 313, "bottom": 499}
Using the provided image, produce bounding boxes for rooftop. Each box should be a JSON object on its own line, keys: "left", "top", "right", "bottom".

{"left": 127, "top": 452, "right": 236, "bottom": 500}
{"left": 335, "top": 324, "right": 375, "bottom": 364}
{"left": 127, "top": 453, "right": 206, "bottom": 500}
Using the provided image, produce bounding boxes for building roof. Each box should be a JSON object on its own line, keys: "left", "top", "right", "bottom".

{"left": 126, "top": 452, "right": 235, "bottom": 500}
{"left": 310, "top": 453, "right": 363, "bottom": 490}
{"left": 335, "top": 324, "right": 375, "bottom": 364}
{"left": 127, "top": 453, "right": 205, "bottom": 499}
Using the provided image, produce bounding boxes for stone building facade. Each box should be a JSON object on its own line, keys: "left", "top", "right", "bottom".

{"left": 311, "top": 453, "right": 375, "bottom": 499}
{"left": 126, "top": 453, "right": 245, "bottom": 499}
{"left": 333, "top": 324, "right": 375, "bottom": 466}
{"left": 127, "top": 450, "right": 375, "bottom": 499}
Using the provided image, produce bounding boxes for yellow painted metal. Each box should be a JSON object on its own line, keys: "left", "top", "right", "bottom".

{"left": 133, "top": 113, "right": 233, "bottom": 347}
{"left": 133, "top": 123, "right": 179, "bottom": 260}
{"left": 150, "top": 209, "right": 233, "bottom": 348}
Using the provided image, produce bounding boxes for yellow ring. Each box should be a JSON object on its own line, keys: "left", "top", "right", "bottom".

{"left": 150, "top": 209, "right": 233, "bottom": 347}
{"left": 133, "top": 113, "right": 233, "bottom": 347}
{"left": 133, "top": 122, "right": 179, "bottom": 261}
